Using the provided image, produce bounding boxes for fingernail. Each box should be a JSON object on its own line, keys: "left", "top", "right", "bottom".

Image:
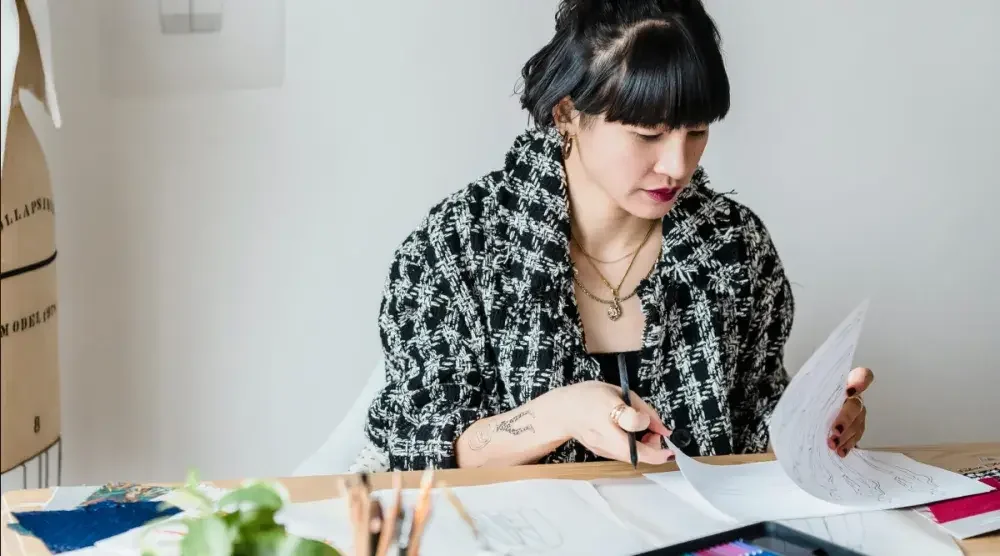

{"left": 847, "top": 387, "right": 856, "bottom": 396}
{"left": 835, "top": 424, "right": 844, "bottom": 433}
{"left": 832, "top": 437, "right": 839, "bottom": 446}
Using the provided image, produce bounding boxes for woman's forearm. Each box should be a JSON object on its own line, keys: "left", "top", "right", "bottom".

{"left": 455, "top": 390, "right": 569, "bottom": 468}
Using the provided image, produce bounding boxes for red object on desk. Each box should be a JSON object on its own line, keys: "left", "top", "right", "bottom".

{"left": 928, "top": 478, "right": 1000, "bottom": 523}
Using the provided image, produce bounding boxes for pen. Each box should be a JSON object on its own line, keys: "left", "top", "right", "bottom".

{"left": 617, "top": 353, "right": 638, "bottom": 468}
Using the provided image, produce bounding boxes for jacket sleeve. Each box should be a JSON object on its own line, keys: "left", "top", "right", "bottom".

{"left": 733, "top": 216, "right": 795, "bottom": 453}
{"left": 362, "top": 218, "right": 491, "bottom": 471}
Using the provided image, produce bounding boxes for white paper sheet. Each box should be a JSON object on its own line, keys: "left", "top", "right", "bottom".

{"left": 279, "top": 479, "right": 654, "bottom": 556}
{"left": 630, "top": 471, "right": 962, "bottom": 556}
{"left": 275, "top": 499, "right": 356, "bottom": 553}
{"left": 41, "top": 486, "right": 101, "bottom": 511}
{"left": 769, "top": 300, "right": 992, "bottom": 509}
{"left": 651, "top": 444, "right": 855, "bottom": 521}
{"left": 649, "top": 301, "right": 992, "bottom": 522}
{"left": 593, "top": 475, "right": 737, "bottom": 547}
{"left": 783, "top": 510, "right": 964, "bottom": 556}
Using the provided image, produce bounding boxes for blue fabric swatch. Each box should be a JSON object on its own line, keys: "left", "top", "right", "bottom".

{"left": 11, "top": 500, "right": 182, "bottom": 554}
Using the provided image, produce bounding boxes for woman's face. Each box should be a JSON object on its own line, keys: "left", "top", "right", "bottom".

{"left": 565, "top": 112, "right": 710, "bottom": 220}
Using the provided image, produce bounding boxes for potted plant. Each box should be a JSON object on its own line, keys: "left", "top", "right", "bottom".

{"left": 142, "top": 471, "right": 341, "bottom": 556}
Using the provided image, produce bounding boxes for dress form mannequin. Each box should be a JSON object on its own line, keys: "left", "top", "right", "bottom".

{"left": 1, "top": 0, "right": 62, "bottom": 480}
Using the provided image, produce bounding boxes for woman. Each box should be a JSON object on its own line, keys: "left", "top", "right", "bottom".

{"left": 351, "top": 0, "right": 874, "bottom": 473}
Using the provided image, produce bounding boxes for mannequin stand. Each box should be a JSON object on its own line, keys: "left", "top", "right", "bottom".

{"left": 1, "top": 437, "right": 61, "bottom": 490}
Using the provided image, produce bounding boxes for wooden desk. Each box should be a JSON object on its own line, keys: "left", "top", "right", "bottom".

{"left": 3, "top": 442, "right": 998, "bottom": 555}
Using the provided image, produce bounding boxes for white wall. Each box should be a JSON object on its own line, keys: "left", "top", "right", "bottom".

{"left": 701, "top": 0, "right": 1000, "bottom": 446}
{"left": 15, "top": 0, "right": 562, "bottom": 488}
{"left": 4, "top": 0, "right": 997, "bottom": 490}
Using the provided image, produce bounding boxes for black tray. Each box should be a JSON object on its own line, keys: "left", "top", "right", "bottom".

{"left": 635, "top": 521, "right": 869, "bottom": 555}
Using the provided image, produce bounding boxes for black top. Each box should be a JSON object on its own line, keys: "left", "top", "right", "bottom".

{"left": 357, "top": 125, "right": 795, "bottom": 472}
{"left": 592, "top": 351, "right": 642, "bottom": 390}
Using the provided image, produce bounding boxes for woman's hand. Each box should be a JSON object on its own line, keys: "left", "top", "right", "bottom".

{"left": 828, "top": 367, "right": 874, "bottom": 457}
{"left": 554, "top": 380, "right": 674, "bottom": 465}
{"left": 455, "top": 380, "right": 673, "bottom": 469}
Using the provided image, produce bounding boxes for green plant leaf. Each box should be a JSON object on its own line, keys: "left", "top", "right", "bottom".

{"left": 276, "top": 536, "right": 342, "bottom": 556}
{"left": 165, "top": 469, "right": 215, "bottom": 512}
{"left": 170, "top": 469, "right": 340, "bottom": 556}
{"left": 223, "top": 507, "right": 284, "bottom": 541}
{"left": 179, "top": 515, "right": 234, "bottom": 556}
{"left": 218, "top": 482, "right": 284, "bottom": 512}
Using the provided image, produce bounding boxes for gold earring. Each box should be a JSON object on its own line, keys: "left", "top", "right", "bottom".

{"left": 561, "top": 131, "right": 574, "bottom": 158}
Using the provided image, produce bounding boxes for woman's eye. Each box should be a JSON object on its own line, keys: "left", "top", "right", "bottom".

{"left": 688, "top": 129, "right": 709, "bottom": 138}
{"left": 637, "top": 132, "right": 662, "bottom": 141}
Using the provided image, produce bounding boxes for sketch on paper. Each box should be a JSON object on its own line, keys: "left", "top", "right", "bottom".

{"left": 647, "top": 301, "right": 993, "bottom": 524}
{"left": 855, "top": 451, "right": 940, "bottom": 494}
{"left": 471, "top": 508, "right": 564, "bottom": 553}
{"left": 770, "top": 301, "right": 877, "bottom": 505}
{"left": 767, "top": 300, "right": 964, "bottom": 510}
{"left": 375, "top": 480, "right": 655, "bottom": 556}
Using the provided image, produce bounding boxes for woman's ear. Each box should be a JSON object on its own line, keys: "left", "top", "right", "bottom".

{"left": 552, "top": 96, "right": 580, "bottom": 134}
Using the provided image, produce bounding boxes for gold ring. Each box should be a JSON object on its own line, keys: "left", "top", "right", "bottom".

{"left": 609, "top": 403, "right": 628, "bottom": 426}
{"left": 849, "top": 393, "right": 865, "bottom": 408}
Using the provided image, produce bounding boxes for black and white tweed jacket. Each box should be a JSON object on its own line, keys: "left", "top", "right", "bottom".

{"left": 352, "top": 125, "right": 795, "bottom": 473}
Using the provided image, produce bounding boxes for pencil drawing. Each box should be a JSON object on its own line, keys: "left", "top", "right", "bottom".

{"left": 471, "top": 508, "right": 564, "bottom": 554}
{"left": 855, "top": 451, "right": 940, "bottom": 494}
{"left": 767, "top": 303, "right": 923, "bottom": 507}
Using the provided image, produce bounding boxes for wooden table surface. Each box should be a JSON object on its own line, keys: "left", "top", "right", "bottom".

{"left": 2, "top": 442, "right": 998, "bottom": 555}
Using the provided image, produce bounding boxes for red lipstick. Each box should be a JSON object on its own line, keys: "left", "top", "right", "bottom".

{"left": 645, "top": 188, "right": 679, "bottom": 203}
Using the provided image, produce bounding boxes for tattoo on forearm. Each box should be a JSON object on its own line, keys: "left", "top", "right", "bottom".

{"left": 496, "top": 410, "right": 536, "bottom": 436}
{"left": 468, "top": 428, "right": 492, "bottom": 451}
{"left": 467, "top": 409, "right": 536, "bottom": 451}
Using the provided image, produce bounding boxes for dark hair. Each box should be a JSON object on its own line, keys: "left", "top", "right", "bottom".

{"left": 519, "top": 0, "right": 730, "bottom": 130}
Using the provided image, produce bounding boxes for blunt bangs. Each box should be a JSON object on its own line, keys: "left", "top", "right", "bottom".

{"left": 571, "top": 21, "right": 730, "bottom": 129}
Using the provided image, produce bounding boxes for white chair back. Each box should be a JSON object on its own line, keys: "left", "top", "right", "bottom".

{"left": 292, "top": 359, "right": 386, "bottom": 476}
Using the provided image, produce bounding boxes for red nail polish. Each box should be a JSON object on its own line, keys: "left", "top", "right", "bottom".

{"left": 835, "top": 424, "right": 844, "bottom": 433}
{"left": 832, "top": 437, "right": 839, "bottom": 446}
{"left": 847, "top": 387, "right": 856, "bottom": 396}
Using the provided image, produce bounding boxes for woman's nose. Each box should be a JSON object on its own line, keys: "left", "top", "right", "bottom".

{"left": 653, "top": 134, "right": 691, "bottom": 180}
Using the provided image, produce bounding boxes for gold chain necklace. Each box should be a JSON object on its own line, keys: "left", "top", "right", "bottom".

{"left": 576, "top": 241, "right": 643, "bottom": 264}
{"left": 571, "top": 221, "right": 657, "bottom": 321}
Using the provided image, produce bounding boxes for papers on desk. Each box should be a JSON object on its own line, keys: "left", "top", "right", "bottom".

{"left": 648, "top": 301, "right": 993, "bottom": 523}
{"left": 278, "top": 479, "right": 654, "bottom": 556}
{"left": 913, "top": 477, "right": 1000, "bottom": 539}
{"left": 29, "top": 476, "right": 969, "bottom": 556}
{"left": 272, "top": 475, "right": 968, "bottom": 556}
{"left": 613, "top": 472, "right": 964, "bottom": 556}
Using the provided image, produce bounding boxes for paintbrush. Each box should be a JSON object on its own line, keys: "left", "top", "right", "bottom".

{"left": 374, "top": 472, "right": 403, "bottom": 556}
{"left": 359, "top": 473, "right": 383, "bottom": 556}
{"left": 439, "top": 480, "right": 493, "bottom": 552}
{"left": 405, "top": 469, "right": 435, "bottom": 556}
{"left": 341, "top": 476, "right": 376, "bottom": 556}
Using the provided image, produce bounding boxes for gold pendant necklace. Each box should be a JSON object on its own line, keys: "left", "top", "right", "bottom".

{"left": 571, "top": 221, "right": 658, "bottom": 321}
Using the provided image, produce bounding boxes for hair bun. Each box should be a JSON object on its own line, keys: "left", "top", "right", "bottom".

{"left": 554, "top": 0, "right": 619, "bottom": 32}
{"left": 555, "top": 0, "right": 707, "bottom": 32}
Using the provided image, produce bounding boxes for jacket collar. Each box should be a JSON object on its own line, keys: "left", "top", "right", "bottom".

{"left": 497, "top": 125, "right": 713, "bottom": 299}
